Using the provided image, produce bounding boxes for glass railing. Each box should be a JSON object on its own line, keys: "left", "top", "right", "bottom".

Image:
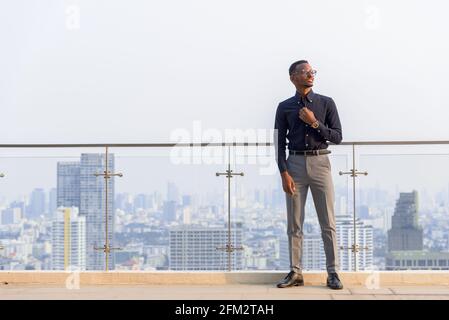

{"left": 1, "top": 141, "right": 448, "bottom": 272}
{"left": 356, "top": 143, "right": 449, "bottom": 271}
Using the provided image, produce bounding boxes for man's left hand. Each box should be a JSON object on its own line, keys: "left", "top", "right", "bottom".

{"left": 299, "top": 107, "right": 317, "bottom": 125}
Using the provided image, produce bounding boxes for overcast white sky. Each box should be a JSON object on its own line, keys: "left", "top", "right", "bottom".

{"left": 1, "top": 0, "right": 449, "bottom": 144}
{"left": 1, "top": 0, "right": 449, "bottom": 205}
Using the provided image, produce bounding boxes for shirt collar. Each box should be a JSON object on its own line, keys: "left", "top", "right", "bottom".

{"left": 295, "top": 90, "right": 314, "bottom": 103}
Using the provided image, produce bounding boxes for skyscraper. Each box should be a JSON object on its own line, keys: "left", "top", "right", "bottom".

{"left": 169, "top": 225, "right": 243, "bottom": 270}
{"left": 57, "top": 162, "right": 80, "bottom": 209}
{"left": 57, "top": 153, "right": 116, "bottom": 271}
{"left": 133, "top": 193, "right": 153, "bottom": 210}
{"left": 27, "top": 188, "right": 46, "bottom": 220}
{"left": 337, "top": 215, "right": 374, "bottom": 271}
{"left": 182, "top": 195, "right": 192, "bottom": 207}
{"left": 80, "top": 153, "right": 116, "bottom": 271}
{"left": 10, "top": 200, "right": 26, "bottom": 213}
{"left": 163, "top": 200, "right": 177, "bottom": 223}
{"left": 388, "top": 191, "right": 423, "bottom": 251}
{"left": 386, "top": 190, "right": 449, "bottom": 270}
{"left": 51, "top": 207, "right": 86, "bottom": 270}
{"left": 49, "top": 188, "right": 57, "bottom": 219}
{"left": 115, "top": 192, "right": 133, "bottom": 212}
{"left": 1, "top": 207, "right": 21, "bottom": 225}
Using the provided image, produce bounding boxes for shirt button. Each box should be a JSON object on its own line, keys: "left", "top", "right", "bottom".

{"left": 318, "top": 130, "right": 320, "bottom": 132}
{"left": 306, "top": 144, "right": 309, "bottom": 147}
{"left": 306, "top": 134, "right": 309, "bottom": 137}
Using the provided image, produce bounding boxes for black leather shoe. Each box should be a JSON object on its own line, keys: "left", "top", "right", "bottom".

{"left": 327, "top": 272, "right": 343, "bottom": 290}
{"left": 277, "top": 271, "right": 304, "bottom": 288}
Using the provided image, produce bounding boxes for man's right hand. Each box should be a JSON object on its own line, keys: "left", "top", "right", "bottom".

{"left": 281, "top": 171, "right": 296, "bottom": 196}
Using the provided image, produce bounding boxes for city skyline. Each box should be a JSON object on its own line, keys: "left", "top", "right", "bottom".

{"left": 2, "top": 143, "right": 449, "bottom": 204}
{"left": 2, "top": 167, "right": 449, "bottom": 271}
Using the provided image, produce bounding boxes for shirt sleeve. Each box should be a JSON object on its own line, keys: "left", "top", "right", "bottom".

{"left": 315, "top": 98, "right": 343, "bottom": 144}
{"left": 274, "top": 103, "right": 288, "bottom": 174}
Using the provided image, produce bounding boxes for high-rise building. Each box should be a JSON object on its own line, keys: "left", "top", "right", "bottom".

{"left": 388, "top": 191, "right": 423, "bottom": 251}
{"left": 279, "top": 237, "right": 288, "bottom": 270}
{"left": 80, "top": 153, "right": 116, "bottom": 271}
{"left": 115, "top": 193, "right": 133, "bottom": 212}
{"left": 169, "top": 225, "right": 243, "bottom": 270}
{"left": 57, "top": 162, "right": 80, "bottom": 209}
{"left": 133, "top": 193, "right": 153, "bottom": 210}
{"left": 357, "top": 205, "right": 370, "bottom": 219}
{"left": 10, "top": 200, "right": 26, "bottom": 213}
{"left": 337, "top": 215, "right": 374, "bottom": 271}
{"left": 51, "top": 207, "right": 86, "bottom": 270}
{"left": 302, "top": 234, "right": 326, "bottom": 270}
{"left": 163, "top": 200, "right": 177, "bottom": 222}
{"left": 1, "top": 207, "right": 22, "bottom": 225}
{"left": 385, "top": 191, "right": 449, "bottom": 270}
{"left": 133, "top": 194, "right": 145, "bottom": 210}
{"left": 182, "top": 195, "right": 192, "bottom": 207}
{"left": 57, "top": 153, "right": 116, "bottom": 271}
{"left": 27, "top": 188, "right": 46, "bottom": 220}
{"left": 49, "top": 188, "right": 57, "bottom": 218}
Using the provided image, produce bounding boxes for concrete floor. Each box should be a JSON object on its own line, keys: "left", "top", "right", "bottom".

{"left": 2, "top": 283, "right": 449, "bottom": 300}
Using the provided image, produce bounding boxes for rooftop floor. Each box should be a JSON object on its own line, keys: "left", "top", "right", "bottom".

{"left": 2, "top": 283, "right": 449, "bottom": 300}
{"left": 2, "top": 271, "right": 449, "bottom": 300}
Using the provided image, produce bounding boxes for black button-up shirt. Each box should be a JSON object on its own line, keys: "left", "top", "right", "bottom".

{"left": 274, "top": 90, "right": 343, "bottom": 174}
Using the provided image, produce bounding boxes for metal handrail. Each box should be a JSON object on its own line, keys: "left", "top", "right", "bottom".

{"left": 1, "top": 140, "right": 449, "bottom": 148}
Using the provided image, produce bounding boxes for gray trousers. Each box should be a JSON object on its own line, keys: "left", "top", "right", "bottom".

{"left": 285, "top": 154, "right": 339, "bottom": 274}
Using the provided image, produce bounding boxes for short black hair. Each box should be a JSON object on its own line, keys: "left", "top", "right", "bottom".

{"left": 289, "top": 60, "right": 309, "bottom": 75}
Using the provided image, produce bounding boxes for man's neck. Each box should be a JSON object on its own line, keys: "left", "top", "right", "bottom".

{"left": 296, "top": 87, "right": 312, "bottom": 97}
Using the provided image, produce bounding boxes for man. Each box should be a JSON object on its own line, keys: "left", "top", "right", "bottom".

{"left": 274, "top": 60, "right": 343, "bottom": 290}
